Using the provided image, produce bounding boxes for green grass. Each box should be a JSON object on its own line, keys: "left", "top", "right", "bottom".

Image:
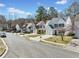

{"left": 28, "top": 34, "right": 40, "bottom": 37}
{"left": 0, "top": 47, "right": 5, "bottom": 55}
{"left": 20, "top": 33, "right": 25, "bottom": 35}
{"left": 0, "top": 39, "right": 6, "bottom": 56}
{"left": 45, "top": 36, "right": 72, "bottom": 44}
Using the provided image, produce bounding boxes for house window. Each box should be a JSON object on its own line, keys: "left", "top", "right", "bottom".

{"left": 54, "top": 24, "right": 58, "bottom": 28}
{"left": 59, "top": 24, "right": 64, "bottom": 27}
{"left": 49, "top": 25, "right": 54, "bottom": 29}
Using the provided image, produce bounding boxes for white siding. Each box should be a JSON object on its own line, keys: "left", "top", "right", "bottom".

{"left": 46, "top": 18, "right": 65, "bottom": 35}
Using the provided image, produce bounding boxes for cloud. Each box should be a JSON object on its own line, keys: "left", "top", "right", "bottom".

{"left": 46, "top": 7, "right": 50, "bottom": 11}
{"left": 0, "top": 3, "right": 5, "bottom": 7}
{"left": 58, "top": 9, "right": 62, "bottom": 12}
{"left": 7, "top": 7, "right": 32, "bottom": 18}
{"left": 56, "top": 0, "right": 67, "bottom": 5}
{"left": 25, "top": 12, "right": 32, "bottom": 16}
{"left": 8, "top": 8, "right": 24, "bottom": 14}
{"left": 46, "top": 7, "right": 58, "bottom": 11}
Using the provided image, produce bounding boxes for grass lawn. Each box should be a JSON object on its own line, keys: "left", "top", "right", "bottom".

{"left": 27, "top": 34, "right": 40, "bottom": 37}
{"left": 0, "top": 39, "right": 6, "bottom": 56}
{"left": 45, "top": 36, "right": 72, "bottom": 44}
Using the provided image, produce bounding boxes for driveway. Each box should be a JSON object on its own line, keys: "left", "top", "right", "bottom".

{"left": 3, "top": 33, "right": 79, "bottom": 58}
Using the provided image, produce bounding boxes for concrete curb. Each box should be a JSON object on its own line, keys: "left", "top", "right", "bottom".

{"left": 41, "top": 39, "right": 66, "bottom": 48}
{"left": 0, "top": 38, "right": 8, "bottom": 58}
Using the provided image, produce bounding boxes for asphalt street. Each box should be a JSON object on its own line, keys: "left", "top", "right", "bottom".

{"left": 3, "top": 33, "right": 79, "bottom": 58}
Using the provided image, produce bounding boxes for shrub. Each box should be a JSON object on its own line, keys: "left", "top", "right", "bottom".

{"left": 67, "top": 32, "right": 75, "bottom": 36}
{"left": 37, "top": 29, "right": 45, "bottom": 34}
{"left": 73, "top": 36, "right": 79, "bottom": 39}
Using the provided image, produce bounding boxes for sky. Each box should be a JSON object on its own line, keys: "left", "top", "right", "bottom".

{"left": 0, "top": 0, "right": 79, "bottom": 20}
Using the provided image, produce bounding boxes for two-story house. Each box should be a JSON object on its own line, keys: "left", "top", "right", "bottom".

{"left": 46, "top": 16, "right": 72, "bottom": 35}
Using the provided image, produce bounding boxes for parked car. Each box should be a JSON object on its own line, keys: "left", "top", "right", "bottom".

{"left": 0, "top": 33, "right": 6, "bottom": 38}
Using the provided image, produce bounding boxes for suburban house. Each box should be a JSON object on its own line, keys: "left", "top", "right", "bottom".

{"left": 36, "top": 21, "right": 46, "bottom": 34}
{"left": 64, "top": 16, "right": 72, "bottom": 35}
{"left": 45, "top": 16, "right": 72, "bottom": 35}
{"left": 74, "top": 13, "right": 79, "bottom": 38}
{"left": 21, "top": 24, "right": 28, "bottom": 33}
{"left": 15, "top": 24, "right": 21, "bottom": 32}
{"left": 26, "top": 22, "right": 36, "bottom": 33}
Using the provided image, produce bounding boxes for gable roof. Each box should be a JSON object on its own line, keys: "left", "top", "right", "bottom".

{"left": 65, "top": 16, "right": 72, "bottom": 27}
{"left": 36, "top": 21, "right": 45, "bottom": 26}
{"left": 51, "top": 17, "right": 66, "bottom": 24}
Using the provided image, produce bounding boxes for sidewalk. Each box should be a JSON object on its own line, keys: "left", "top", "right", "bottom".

{"left": 65, "top": 45, "right": 79, "bottom": 53}
{"left": 29, "top": 35, "right": 53, "bottom": 41}
{"left": 65, "top": 39, "right": 79, "bottom": 53}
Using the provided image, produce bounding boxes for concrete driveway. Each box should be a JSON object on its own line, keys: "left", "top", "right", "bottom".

{"left": 3, "top": 33, "right": 79, "bottom": 58}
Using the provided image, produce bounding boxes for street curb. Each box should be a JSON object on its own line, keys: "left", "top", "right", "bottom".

{"left": 41, "top": 39, "right": 66, "bottom": 48}
{"left": 0, "top": 38, "right": 8, "bottom": 58}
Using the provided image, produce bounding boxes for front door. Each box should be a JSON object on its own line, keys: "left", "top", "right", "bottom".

{"left": 54, "top": 30, "right": 57, "bottom": 35}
